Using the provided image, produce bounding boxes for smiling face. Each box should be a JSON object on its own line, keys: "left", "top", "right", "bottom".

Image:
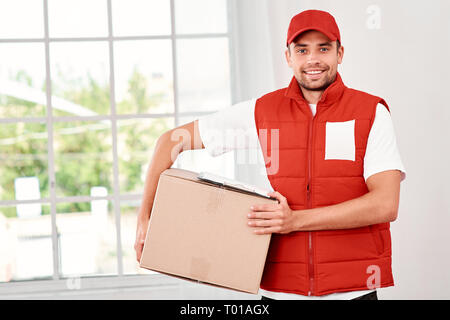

{"left": 285, "top": 30, "right": 344, "bottom": 93}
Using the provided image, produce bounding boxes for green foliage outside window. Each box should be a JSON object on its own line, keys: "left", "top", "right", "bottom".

{"left": 0, "top": 67, "right": 171, "bottom": 217}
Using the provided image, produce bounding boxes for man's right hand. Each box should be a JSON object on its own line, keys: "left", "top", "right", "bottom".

{"left": 134, "top": 216, "right": 149, "bottom": 263}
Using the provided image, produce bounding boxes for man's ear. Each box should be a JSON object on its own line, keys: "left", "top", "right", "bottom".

{"left": 285, "top": 47, "right": 292, "bottom": 67}
{"left": 337, "top": 45, "right": 344, "bottom": 65}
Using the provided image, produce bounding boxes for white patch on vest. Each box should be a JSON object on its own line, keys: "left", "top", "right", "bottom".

{"left": 325, "top": 120, "right": 356, "bottom": 161}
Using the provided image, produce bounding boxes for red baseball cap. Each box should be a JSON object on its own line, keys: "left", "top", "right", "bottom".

{"left": 286, "top": 10, "right": 341, "bottom": 47}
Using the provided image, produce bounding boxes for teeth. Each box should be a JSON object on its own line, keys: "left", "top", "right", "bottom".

{"left": 306, "top": 70, "right": 323, "bottom": 74}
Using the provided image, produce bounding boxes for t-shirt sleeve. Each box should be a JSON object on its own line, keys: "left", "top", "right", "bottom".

{"left": 197, "top": 98, "right": 257, "bottom": 157}
{"left": 364, "top": 103, "right": 407, "bottom": 182}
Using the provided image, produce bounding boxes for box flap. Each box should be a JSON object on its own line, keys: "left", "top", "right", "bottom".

{"left": 161, "top": 168, "right": 276, "bottom": 201}
{"left": 161, "top": 167, "right": 200, "bottom": 182}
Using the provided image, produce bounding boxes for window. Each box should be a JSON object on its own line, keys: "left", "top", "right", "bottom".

{"left": 0, "top": 0, "right": 234, "bottom": 284}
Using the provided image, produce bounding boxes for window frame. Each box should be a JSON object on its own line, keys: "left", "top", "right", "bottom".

{"left": 0, "top": 0, "right": 237, "bottom": 293}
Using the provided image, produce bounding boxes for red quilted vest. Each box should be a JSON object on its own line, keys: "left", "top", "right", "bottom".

{"left": 255, "top": 72, "right": 394, "bottom": 296}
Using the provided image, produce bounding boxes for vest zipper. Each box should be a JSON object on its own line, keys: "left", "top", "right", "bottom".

{"left": 307, "top": 110, "right": 315, "bottom": 296}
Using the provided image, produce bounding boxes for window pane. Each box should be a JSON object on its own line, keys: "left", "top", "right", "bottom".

{"left": 0, "top": 43, "right": 47, "bottom": 118}
{"left": 0, "top": 122, "right": 48, "bottom": 201}
{"left": 0, "top": 204, "right": 53, "bottom": 282}
{"left": 175, "top": 0, "right": 228, "bottom": 34}
{"left": 112, "top": 0, "right": 171, "bottom": 36}
{"left": 0, "top": 0, "right": 44, "bottom": 39}
{"left": 173, "top": 116, "right": 235, "bottom": 180}
{"left": 54, "top": 120, "right": 113, "bottom": 197}
{"left": 121, "top": 200, "right": 156, "bottom": 275}
{"left": 56, "top": 200, "right": 117, "bottom": 277}
{"left": 48, "top": 0, "right": 108, "bottom": 38}
{"left": 176, "top": 38, "right": 231, "bottom": 113}
{"left": 114, "top": 40, "right": 174, "bottom": 115}
{"left": 117, "top": 117, "right": 173, "bottom": 194}
{"left": 50, "top": 42, "right": 110, "bottom": 116}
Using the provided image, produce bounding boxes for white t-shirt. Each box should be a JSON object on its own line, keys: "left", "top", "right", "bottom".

{"left": 197, "top": 98, "right": 406, "bottom": 300}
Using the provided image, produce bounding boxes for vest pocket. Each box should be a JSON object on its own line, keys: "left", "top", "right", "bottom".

{"left": 325, "top": 120, "right": 355, "bottom": 161}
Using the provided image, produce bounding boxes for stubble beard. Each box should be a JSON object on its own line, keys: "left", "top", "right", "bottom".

{"left": 298, "top": 70, "right": 336, "bottom": 92}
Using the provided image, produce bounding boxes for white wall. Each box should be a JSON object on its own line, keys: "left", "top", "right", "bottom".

{"left": 232, "top": 0, "right": 450, "bottom": 299}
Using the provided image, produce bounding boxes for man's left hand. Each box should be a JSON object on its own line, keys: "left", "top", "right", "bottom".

{"left": 247, "top": 191, "right": 297, "bottom": 235}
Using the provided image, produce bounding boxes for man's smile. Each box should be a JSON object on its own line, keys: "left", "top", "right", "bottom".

{"left": 303, "top": 69, "right": 326, "bottom": 80}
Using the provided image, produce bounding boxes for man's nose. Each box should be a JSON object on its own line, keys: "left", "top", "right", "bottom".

{"left": 306, "top": 51, "right": 321, "bottom": 63}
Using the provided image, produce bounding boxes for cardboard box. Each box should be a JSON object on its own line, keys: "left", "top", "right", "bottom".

{"left": 139, "top": 168, "right": 277, "bottom": 294}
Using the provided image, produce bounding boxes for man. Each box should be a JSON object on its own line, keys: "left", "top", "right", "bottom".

{"left": 134, "top": 10, "right": 406, "bottom": 300}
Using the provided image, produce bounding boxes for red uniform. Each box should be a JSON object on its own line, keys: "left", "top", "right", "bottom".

{"left": 255, "top": 73, "right": 393, "bottom": 296}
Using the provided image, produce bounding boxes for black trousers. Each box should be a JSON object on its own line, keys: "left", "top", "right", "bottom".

{"left": 261, "top": 291, "right": 378, "bottom": 300}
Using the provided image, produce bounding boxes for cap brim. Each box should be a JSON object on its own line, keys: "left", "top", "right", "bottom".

{"left": 287, "top": 27, "right": 337, "bottom": 46}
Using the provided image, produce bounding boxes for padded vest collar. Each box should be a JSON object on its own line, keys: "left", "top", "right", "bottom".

{"left": 284, "top": 71, "right": 346, "bottom": 106}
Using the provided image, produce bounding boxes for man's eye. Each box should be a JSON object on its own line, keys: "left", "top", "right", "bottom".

{"left": 320, "top": 48, "right": 329, "bottom": 52}
{"left": 297, "top": 49, "right": 306, "bottom": 54}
